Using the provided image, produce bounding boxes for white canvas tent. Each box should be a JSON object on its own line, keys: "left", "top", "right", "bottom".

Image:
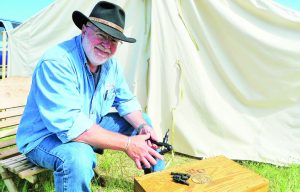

{"left": 7, "top": 0, "right": 300, "bottom": 165}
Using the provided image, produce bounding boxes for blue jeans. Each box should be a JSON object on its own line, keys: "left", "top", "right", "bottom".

{"left": 25, "top": 113, "right": 164, "bottom": 192}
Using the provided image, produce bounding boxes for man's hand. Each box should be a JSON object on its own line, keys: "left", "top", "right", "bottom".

{"left": 125, "top": 133, "right": 164, "bottom": 169}
{"left": 138, "top": 124, "right": 159, "bottom": 149}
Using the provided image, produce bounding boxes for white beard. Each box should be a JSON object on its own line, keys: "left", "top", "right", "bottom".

{"left": 82, "top": 35, "right": 109, "bottom": 66}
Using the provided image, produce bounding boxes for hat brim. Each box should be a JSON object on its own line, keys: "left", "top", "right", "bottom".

{"left": 72, "top": 11, "right": 136, "bottom": 43}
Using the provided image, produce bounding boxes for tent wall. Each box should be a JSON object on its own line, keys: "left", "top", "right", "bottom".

{"left": 7, "top": 0, "right": 300, "bottom": 165}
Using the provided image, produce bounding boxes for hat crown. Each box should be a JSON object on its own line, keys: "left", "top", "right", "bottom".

{"left": 72, "top": 1, "right": 136, "bottom": 43}
{"left": 90, "top": 1, "right": 125, "bottom": 29}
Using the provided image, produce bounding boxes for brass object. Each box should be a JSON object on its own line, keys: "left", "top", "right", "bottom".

{"left": 191, "top": 173, "right": 211, "bottom": 184}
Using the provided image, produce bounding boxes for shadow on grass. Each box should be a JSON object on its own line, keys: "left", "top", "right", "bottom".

{"left": 174, "top": 152, "right": 203, "bottom": 160}
{"left": 93, "top": 175, "right": 134, "bottom": 192}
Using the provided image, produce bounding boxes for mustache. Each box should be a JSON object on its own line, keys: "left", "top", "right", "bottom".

{"left": 95, "top": 45, "right": 111, "bottom": 54}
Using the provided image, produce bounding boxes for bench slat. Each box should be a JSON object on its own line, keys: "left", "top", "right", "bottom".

{"left": 0, "top": 128, "right": 17, "bottom": 139}
{"left": 13, "top": 163, "right": 35, "bottom": 173}
{"left": 0, "top": 117, "right": 21, "bottom": 129}
{"left": 5, "top": 159, "right": 28, "bottom": 169}
{"left": 0, "top": 138, "right": 16, "bottom": 149}
{"left": 0, "top": 146, "right": 19, "bottom": 159}
{"left": 0, "top": 107, "right": 24, "bottom": 119}
{"left": 0, "top": 154, "right": 26, "bottom": 166}
{"left": 7, "top": 159, "right": 30, "bottom": 172}
{"left": 18, "top": 166, "right": 47, "bottom": 179}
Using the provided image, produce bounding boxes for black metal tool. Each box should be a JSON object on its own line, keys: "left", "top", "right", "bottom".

{"left": 173, "top": 177, "right": 189, "bottom": 186}
{"left": 143, "top": 130, "right": 173, "bottom": 174}
{"left": 170, "top": 172, "right": 190, "bottom": 186}
{"left": 148, "top": 129, "right": 173, "bottom": 155}
{"left": 171, "top": 172, "right": 191, "bottom": 179}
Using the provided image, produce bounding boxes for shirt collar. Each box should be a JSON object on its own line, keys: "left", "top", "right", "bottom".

{"left": 75, "top": 35, "right": 88, "bottom": 65}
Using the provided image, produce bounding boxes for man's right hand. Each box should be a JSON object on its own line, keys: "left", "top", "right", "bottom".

{"left": 125, "top": 133, "right": 164, "bottom": 169}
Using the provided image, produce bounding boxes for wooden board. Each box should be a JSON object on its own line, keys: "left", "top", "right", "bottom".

{"left": 134, "top": 156, "right": 269, "bottom": 192}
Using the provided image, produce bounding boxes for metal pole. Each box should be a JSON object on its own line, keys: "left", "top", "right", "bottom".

{"left": 1, "top": 31, "right": 7, "bottom": 79}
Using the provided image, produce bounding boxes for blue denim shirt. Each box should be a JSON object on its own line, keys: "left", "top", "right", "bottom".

{"left": 16, "top": 35, "right": 141, "bottom": 154}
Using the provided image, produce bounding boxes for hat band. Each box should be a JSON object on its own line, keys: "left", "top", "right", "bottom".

{"left": 89, "top": 17, "right": 124, "bottom": 33}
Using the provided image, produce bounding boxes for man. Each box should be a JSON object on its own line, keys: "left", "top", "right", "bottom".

{"left": 16, "top": 1, "right": 164, "bottom": 191}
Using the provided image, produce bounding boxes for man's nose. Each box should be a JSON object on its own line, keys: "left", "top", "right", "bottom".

{"left": 101, "top": 40, "right": 111, "bottom": 49}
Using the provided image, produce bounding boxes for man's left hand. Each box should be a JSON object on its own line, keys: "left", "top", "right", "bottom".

{"left": 138, "top": 125, "right": 159, "bottom": 149}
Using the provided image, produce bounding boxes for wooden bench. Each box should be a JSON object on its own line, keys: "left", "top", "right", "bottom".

{"left": 0, "top": 77, "right": 47, "bottom": 191}
{"left": 0, "top": 77, "right": 104, "bottom": 191}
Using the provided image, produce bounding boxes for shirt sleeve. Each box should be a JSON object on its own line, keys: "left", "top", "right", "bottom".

{"left": 34, "top": 58, "right": 93, "bottom": 143}
{"left": 113, "top": 63, "right": 142, "bottom": 116}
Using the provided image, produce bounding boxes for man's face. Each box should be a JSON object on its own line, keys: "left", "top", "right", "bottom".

{"left": 82, "top": 23, "right": 119, "bottom": 66}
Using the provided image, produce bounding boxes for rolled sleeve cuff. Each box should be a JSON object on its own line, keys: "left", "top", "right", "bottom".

{"left": 117, "top": 97, "right": 142, "bottom": 116}
{"left": 57, "top": 112, "right": 94, "bottom": 143}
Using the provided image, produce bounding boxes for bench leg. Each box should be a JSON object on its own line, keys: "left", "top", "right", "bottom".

{"left": 0, "top": 166, "right": 18, "bottom": 192}
{"left": 24, "top": 175, "right": 37, "bottom": 183}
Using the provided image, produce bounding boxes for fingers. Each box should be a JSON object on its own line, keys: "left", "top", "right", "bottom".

{"left": 139, "top": 131, "right": 158, "bottom": 149}
{"left": 145, "top": 154, "right": 157, "bottom": 166}
{"left": 147, "top": 140, "right": 159, "bottom": 150}
{"left": 135, "top": 159, "right": 142, "bottom": 169}
{"left": 141, "top": 157, "right": 151, "bottom": 168}
{"left": 146, "top": 139, "right": 152, "bottom": 147}
{"left": 134, "top": 152, "right": 156, "bottom": 169}
{"left": 131, "top": 146, "right": 161, "bottom": 169}
{"left": 138, "top": 126, "right": 159, "bottom": 144}
{"left": 148, "top": 147, "right": 164, "bottom": 160}
{"left": 151, "top": 143, "right": 159, "bottom": 150}
{"left": 139, "top": 126, "right": 158, "bottom": 140}
{"left": 138, "top": 153, "right": 157, "bottom": 169}
{"left": 129, "top": 134, "right": 163, "bottom": 169}
{"left": 139, "top": 125, "right": 151, "bottom": 135}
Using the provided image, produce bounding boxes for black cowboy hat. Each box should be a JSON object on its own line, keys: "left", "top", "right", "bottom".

{"left": 72, "top": 1, "right": 136, "bottom": 43}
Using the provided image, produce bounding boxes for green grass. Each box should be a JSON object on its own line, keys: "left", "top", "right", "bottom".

{"left": 238, "top": 160, "right": 300, "bottom": 192}
{"left": 0, "top": 151, "right": 299, "bottom": 191}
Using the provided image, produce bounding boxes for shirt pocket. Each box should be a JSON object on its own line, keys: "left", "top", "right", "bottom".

{"left": 101, "top": 87, "right": 116, "bottom": 116}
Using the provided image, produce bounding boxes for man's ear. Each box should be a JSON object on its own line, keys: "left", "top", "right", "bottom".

{"left": 82, "top": 24, "right": 87, "bottom": 35}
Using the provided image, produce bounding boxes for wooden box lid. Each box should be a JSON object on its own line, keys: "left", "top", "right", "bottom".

{"left": 134, "top": 155, "right": 269, "bottom": 192}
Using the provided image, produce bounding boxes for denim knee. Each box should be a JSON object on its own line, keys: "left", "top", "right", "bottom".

{"left": 52, "top": 143, "right": 96, "bottom": 192}
{"left": 62, "top": 154, "right": 95, "bottom": 175}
